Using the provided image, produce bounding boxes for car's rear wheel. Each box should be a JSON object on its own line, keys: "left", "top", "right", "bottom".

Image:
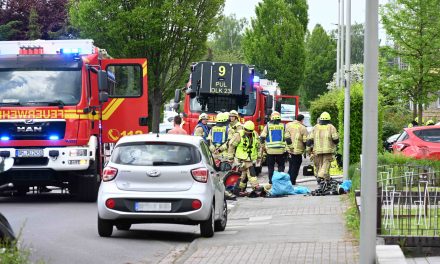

{"left": 214, "top": 199, "right": 227, "bottom": 232}
{"left": 98, "top": 216, "right": 113, "bottom": 237}
{"left": 116, "top": 223, "right": 131, "bottom": 231}
{"left": 200, "top": 205, "right": 215, "bottom": 238}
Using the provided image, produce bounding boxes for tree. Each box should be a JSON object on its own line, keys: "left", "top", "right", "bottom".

{"left": 381, "top": 0, "right": 440, "bottom": 121}
{"left": 350, "top": 23, "right": 364, "bottom": 64}
{"left": 0, "top": 20, "right": 21, "bottom": 40}
{"left": 285, "top": 0, "right": 308, "bottom": 33}
{"left": 0, "top": 0, "right": 71, "bottom": 40}
{"left": 70, "top": 0, "right": 225, "bottom": 132}
{"left": 208, "top": 14, "right": 247, "bottom": 63}
{"left": 27, "top": 7, "right": 41, "bottom": 39}
{"left": 302, "top": 24, "right": 336, "bottom": 108}
{"left": 242, "top": 0, "right": 307, "bottom": 95}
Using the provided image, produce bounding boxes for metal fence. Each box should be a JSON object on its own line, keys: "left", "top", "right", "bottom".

{"left": 377, "top": 164, "right": 440, "bottom": 239}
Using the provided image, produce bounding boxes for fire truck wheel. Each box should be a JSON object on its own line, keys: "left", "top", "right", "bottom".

{"left": 77, "top": 174, "right": 100, "bottom": 202}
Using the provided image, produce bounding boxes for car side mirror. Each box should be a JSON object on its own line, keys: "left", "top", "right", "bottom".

{"left": 99, "top": 91, "right": 109, "bottom": 103}
{"left": 98, "top": 70, "right": 109, "bottom": 92}
{"left": 174, "top": 89, "right": 181, "bottom": 104}
{"left": 266, "top": 95, "right": 273, "bottom": 111}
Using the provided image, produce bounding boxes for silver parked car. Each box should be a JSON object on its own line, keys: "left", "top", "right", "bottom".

{"left": 97, "top": 134, "right": 227, "bottom": 238}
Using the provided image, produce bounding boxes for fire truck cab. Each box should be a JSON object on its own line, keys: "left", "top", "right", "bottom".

{"left": 0, "top": 39, "right": 149, "bottom": 201}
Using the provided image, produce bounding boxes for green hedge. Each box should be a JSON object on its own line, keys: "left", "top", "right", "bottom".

{"left": 309, "top": 89, "right": 342, "bottom": 126}
{"left": 337, "top": 83, "right": 384, "bottom": 164}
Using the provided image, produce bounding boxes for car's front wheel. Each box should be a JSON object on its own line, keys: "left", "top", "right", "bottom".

{"left": 98, "top": 216, "right": 113, "bottom": 237}
{"left": 214, "top": 199, "right": 227, "bottom": 232}
{"left": 200, "top": 205, "right": 215, "bottom": 238}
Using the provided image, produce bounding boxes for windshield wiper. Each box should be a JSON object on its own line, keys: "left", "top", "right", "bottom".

{"left": 152, "top": 161, "right": 180, "bottom": 166}
{"left": 0, "top": 102, "right": 21, "bottom": 106}
{"left": 25, "top": 100, "right": 65, "bottom": 108}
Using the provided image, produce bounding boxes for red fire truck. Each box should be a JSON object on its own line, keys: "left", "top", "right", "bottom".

{"left": 0, "top": 39, "right": 149, "bottom": 201}
{"left": 174, "top": 62, "right": 299, "bottom": 134}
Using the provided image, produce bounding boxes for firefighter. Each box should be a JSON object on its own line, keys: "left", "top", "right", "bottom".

{"left": 408, "top": 117, "right": 424, "bottom": 128}
{"left": 260, "top": 111, "right": 286, "bottom": 184}
{"left": 228, "top": 121, "right": 261, "bottom": 196}
{"left": 193, "top": 113, "right": 209, "bottom": 141}
{"left": 208, "top": 113, "right": 229, "bottom": 159}
{"left": 228, "top": 110, "right": 243, "bottom": 134}
{"left": 306, "top": 112, "right": 339, "bottom": 183}
{"left": 285, "top": 114, "right": 308, "bottom": 185}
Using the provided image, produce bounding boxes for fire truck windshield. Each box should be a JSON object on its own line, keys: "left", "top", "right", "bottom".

{"left": 190, "top": 91, "right": 256, "bottom": 116}
{"left": 0, "top": 69, "right": 81, "bottom": 106}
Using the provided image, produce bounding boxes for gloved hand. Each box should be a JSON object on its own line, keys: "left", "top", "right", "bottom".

{"left": 214, "top": 148, "right": 220, "bottom": 155}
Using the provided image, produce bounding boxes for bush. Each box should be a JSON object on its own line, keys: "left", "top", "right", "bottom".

{"left": 337, "top": 83, "right": 384, "bottom": 164}
{"left": 309, "top": 89, "right": 342, "bottom": 126}
{"left": 381, "top": 105, "right": 412, "bottom": 141}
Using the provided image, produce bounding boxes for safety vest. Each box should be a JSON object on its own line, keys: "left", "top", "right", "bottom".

{"left": 313, "top": 124, "right": 337, "bottom": 154}
{"left": 193, "top": 123, "right": 209, "bottom": 141}
{"left": 265, "top": 123, "right": 286, "bottom": 149}
{"left": 211, "top": 126, "right": 228, "bottom": 146}
{"left": 236, "top": 130, "right": 258, "bottom": 161}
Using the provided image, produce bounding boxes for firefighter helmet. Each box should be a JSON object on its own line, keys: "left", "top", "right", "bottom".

{"left": 270, "top": 111, "right": 281, "bottom": 121}
{"left": 243, "top": 121, "right": 255, "bottom": 131}
{"left": 199, "top": 113, "right": 208, "bottom": 121}
{"left": 229, "top": 110, "right": 239, "bottom": 118}
{"left": 426, "top": 120, "right": 435, "bottom": 126}
{"left": 320, "top": 112, "right": 331, "bottom": 121}
{"left": 215, "top": 113, "right": 228, "bottom": 123}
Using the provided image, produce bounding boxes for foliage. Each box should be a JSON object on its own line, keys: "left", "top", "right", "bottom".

{"left": 309, "top": 89, "right": 342, "bottom": 126}
{"left": 242, "top": 0, "right": 307, "bottom": 95}
{"left": 27, "top": 7, "right": 41, "bottom": 40}
{"left": 350, "top": 23, "right": 364, "bottom": 64}
{"left": 284, "top": 0, "right": 308, "bottom": 32}
{"left": 345, "top": 162, "right": 361, "bottom": 240}
{"left": 207, "top": 14, "right": 247, "bottom": 63}
{"left": 0, "top": 0, "right": 70, "bottom": 40}
{"left": 0, "top": 20, "right": 21, "bottom": 40}
{"left": 327, "top": 63, "right": 364, "bottom": 90}
{"left": 302, "top": 24, "right": 336, "bottom": 108}
{"left": 70, "top": 0, "right": 225, "bottom": 132}
{"left": 381, "top": 105, "right": 412, "bottom": 140}
{"left": 381, "top": 0, "right": 440, "bottom": 121}
{"left": 378, "top": 152, "right": 440, "bottom": 167}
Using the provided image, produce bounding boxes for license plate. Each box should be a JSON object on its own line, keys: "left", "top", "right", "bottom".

{"left": 134, "top": 202, "right": 171, "bottom": 212}
{"left": 16, "top": 149, "right": 44, "bottom": 158}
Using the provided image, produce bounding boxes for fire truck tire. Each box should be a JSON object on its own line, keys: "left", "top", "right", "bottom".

{"left": 77, "top": 174, "right": 100, "bottom": 202}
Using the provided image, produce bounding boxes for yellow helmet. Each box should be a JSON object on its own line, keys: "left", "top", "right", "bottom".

{"left": 223, "top": 112, "right": 230, "bottom": 119}
{"left": 415, "top": 117, "right": 425, "bottom": 123}
{"left": 270, "top": 111, "right": 281, "bottom": 121}
{"left": 215, "top": 113, "right": 228, "bottom": 123}
{"left": 426, "top": 120, "right": 435, "bottom": 126}
{"left": 229, "top": 110, "right": 239, "bottom": 118}
{"left": 199, "top": 113, "right": 208, "bottom": 121}
{"left": 243, "top": 121, "right": 255, "bottom": 131}
{"left": 320, "top": 112, "right": 331, "bottom": 121}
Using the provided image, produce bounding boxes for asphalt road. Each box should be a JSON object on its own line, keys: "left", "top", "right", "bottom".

{"left": 0, "top": 191, "right": 199, "bottom": 264}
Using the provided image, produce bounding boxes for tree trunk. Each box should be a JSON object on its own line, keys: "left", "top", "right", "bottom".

{"left": 412, "top": 100, "right": 417, "bottom": 119}
{"left": 418, "top": 102, "right": 423, "bottom": 126}
{"left": 151, "top": 88, "right": 162, "bottom": 133}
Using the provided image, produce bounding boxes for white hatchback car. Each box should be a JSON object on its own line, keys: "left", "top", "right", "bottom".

{"left": 97, "top": 134, "right": 227, "bottom": 238}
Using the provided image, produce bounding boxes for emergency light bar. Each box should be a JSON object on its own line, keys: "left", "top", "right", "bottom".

{"left": 0, "top": 39, "right": 94, "bottom": 56}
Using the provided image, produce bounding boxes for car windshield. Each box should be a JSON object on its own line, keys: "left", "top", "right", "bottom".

{"left": 0, "top": 69, "right": 81, "bottom": 106}
{"left": 413, "top": 128, "right": 440, "bottom": 143}
{"left": 111, "top": 142, "right": 201, "bottom": 166}
{"left": 189, "top": 91, "right": 256, "bottom": 116}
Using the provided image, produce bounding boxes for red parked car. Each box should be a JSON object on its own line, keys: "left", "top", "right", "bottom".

{"left": 392, "top": 125, "right": 440, "bottom": 160}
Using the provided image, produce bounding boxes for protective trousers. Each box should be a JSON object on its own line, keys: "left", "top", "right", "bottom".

{"left": 266, "top": 154, "right": 286, "bottom": 184}
{"left": 314, "top": 153, "right": 334, "bottom": 180}
{"left": 238, "top": 160, "right": 259, "bottom": 191}
{"left": 287, "top": 154, "right": 302, "bottom": 185}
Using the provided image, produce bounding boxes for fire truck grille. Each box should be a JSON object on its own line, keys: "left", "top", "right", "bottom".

{"left": 0, "top": 120, "right": 66, "bottom": 140}
{"left": 14, "top": 157, "right": 49, "bottom": 166}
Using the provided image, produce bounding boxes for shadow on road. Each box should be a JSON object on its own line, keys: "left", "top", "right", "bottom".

{"left": 0, "top": 192, "right": 78, "bottom": 204}
{"left": 109, "top": 227, "right": 198, "bottom": 242}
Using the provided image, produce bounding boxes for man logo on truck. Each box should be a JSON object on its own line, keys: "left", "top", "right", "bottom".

{"left": 17, "top": 126, "right": 42, "bottom": 133}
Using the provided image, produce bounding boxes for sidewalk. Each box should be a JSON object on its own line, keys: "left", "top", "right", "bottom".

{"left": 174, "top": 167, "right": 359, "bottom": 264}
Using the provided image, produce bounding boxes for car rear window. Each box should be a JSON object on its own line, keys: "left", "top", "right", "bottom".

{"left": 413, "top": 128, "right": 440, "bottom": 143}
{"left": 111, "top": 142, "right": 201, "bottom": 166}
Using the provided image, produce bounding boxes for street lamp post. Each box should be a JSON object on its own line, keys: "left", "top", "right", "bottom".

{"left": 336, "top": 0, "right": 341, "bottom": 87}
{"left": 340, "top": 0, "right": 345, "bottom": 88}
{"left": 360, "top": 0, "right": 379, "bottom": 263}
{"left": 343, "top": 0, "right": 351, "bottom": 181}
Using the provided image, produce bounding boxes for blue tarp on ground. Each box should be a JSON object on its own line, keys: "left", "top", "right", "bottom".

{"left": 269, "top": 171, "right": 311, "bottom": 196}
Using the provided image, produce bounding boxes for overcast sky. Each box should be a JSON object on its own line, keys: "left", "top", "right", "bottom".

{"left": 224, "top": 0, "right": 366, "bottom": 32}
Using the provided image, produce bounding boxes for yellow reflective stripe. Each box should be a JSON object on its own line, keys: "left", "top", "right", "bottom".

{"left": 102, "top": 98, "right": 124, "bottom": 120}
{"left": 142, "top": 61, "right": 148, "bottom": 77}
